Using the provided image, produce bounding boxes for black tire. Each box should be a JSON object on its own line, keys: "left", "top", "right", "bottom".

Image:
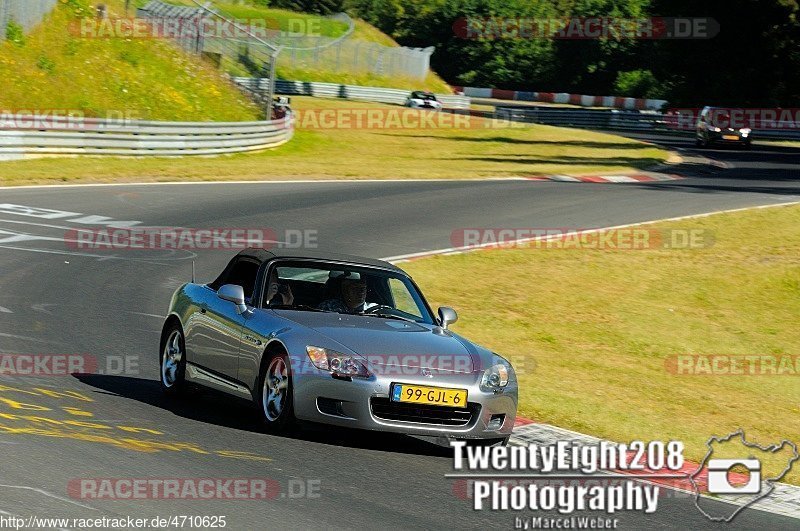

{"left": 160, "top": 323, "right": 187, "bottom": 395}
{"left": 257, "top": 350, "right": 295, "bottom": 433}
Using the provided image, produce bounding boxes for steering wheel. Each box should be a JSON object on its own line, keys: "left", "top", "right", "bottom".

{"left": 362, "top": 304, "right": 394, "bottom": 315}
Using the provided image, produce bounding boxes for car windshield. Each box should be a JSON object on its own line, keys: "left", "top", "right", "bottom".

{"left": 264, "top": 261, "right": 435, "bottom": 324}
{"left": 412, "top": 91, "right": 437, "bottom": 101}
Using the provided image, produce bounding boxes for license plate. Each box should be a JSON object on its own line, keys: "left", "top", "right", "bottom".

{"left": 391, "top": 384, "right": 467, "bottom": 407}
{"left": 723, "top": 135, "right": 739, "bottom": 141}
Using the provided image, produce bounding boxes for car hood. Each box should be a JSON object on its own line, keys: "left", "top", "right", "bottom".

{"left": 274, "top": 310, "right": 477, "bottom": 373}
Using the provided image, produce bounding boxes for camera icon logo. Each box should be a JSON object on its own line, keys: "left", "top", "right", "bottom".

{"left": 706, "top": 458, "right": 761, "bottom": 494}
{"left": 690, "top": 430, "right": 799, "bottom": 522}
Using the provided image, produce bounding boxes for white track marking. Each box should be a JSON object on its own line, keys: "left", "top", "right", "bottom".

{"left": 31, "top": 303, "right": 56, "bottom": 315}
{"left": 0, "top": 244, "right": 195, "bottom": 263}
{"left": 0, "top": 484, "right": 97, "bottom": 511}
{"left": 0, "top": 332, "right": 63, "bottom": 344}
{"left": 0, "top": 218, "right": 102, "bottom": 233}
{"left": 0, "top": 228, "right": 66, "bottom": 244}
{"left": 0, "top": 178, "right": 533, "bottom": 190}
{"left": 382, "top": 200, "right": 800, "bottom": 262}
{"left": 128, "top": 311, "right": 165, "bottom": 319}
{"left": 0, "top": 306, "right": 11, "bottom": 313}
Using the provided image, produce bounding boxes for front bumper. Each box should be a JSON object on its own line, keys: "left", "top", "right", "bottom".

{"left": 292, "top": 369, "right": 518, "bottom": 439}
{"left": 706, "top": 130, "right": 751, "bottom": 144}
{"left": 409, "top": 102, "right": 442, "bottom": 110}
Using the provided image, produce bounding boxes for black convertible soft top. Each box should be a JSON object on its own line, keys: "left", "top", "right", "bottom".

{"left": 233, "top": 248, "right": 404, "bottom": 273}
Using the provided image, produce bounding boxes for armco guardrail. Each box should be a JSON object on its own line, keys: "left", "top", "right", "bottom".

{"left": 234, "top": 78, "right": 471, "bottom": 110}
{"left": 492, "top": 107, "right": 665, "bottom": 130}
{"left": 0, "top": 115, "right": 294, "bottom": 161}
{"left": 490, "top": 107, "right": 800, "bottom": 140}
{"left": 454, "top": 85, "right": 667, "bottom": 111}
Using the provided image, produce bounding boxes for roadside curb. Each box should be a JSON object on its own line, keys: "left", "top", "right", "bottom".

{"left": 672, "top": 147, "right": 734, "bottom": 170}
{"left": 0, "top": 177, "right": 649, "bottom": 190}
{"left": 525, "top": 171, "right": 684, "bottom": 183}
{"left": 509, "top": 419, "right": 800, "bottom": 521}
{"left": 643, "top": 150, "right": 685, "bottom": 173}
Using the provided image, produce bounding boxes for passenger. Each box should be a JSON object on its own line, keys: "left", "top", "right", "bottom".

{"left": 266, "top": 269, "right": 294, "bottom": 306}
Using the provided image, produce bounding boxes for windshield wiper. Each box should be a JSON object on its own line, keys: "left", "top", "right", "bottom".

{"left": 357, "top": 311, "right": 418, "bottom": 323}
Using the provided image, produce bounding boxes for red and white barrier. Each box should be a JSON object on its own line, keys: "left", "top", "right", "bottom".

{"left": 453, "top": 86, "right": 667, "bottom": 111}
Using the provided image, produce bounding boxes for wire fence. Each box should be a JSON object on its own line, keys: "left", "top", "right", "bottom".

{"left": 279, "top": 40, "right": 434, "bottom": 81}
{"left": 0, "top": 0, "right": 57, "bottom": 40}
{"left": 137, "top": 0, "right": 433, "bottom": 81}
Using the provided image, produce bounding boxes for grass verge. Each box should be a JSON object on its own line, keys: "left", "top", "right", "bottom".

{"left": 401, "top": 204, "right": 800, "bottom": 484}
{"left": 0, "top": 96, "right": 667, "bottom": 185}
{"left": 0, "top": 0, "right": 260, "bottom": 121}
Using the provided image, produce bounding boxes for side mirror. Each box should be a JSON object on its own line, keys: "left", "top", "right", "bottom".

{"left": 438, "top": 306, "right": 458, "bottom": 330}
{"left": 218, "top": 284, "right": 247, "bottom": 314}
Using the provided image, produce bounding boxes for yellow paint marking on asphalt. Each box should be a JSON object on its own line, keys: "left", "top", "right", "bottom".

{"left": 0, "top": 413, "right": 61, "bottom": 425}
{"left": 62, "top": 407, "right": 94, "bottom": 417}
{"left": 117, "top": 438, "right": 211, "bottom": 454}
{"left": 33, "top": 388, "right": 94, "bottom": 402}
{"left": 63, "top": 420, "right": 112, "bottom": 430}
{"left": 0, "top": 385, "right": 40, "bottom": 396}
{"left": 0, "top": 398, "right": 51, "bottom": 411}
{"left": 0, "top": 385, "right": 271, "bottom": 461}
{"left": 0, "top": 385, "right": 93, "bottom": 402}
{"left": 215, "top": 450, "right": 272, "bottom": 462}
{"left": 117, "top": 425, "right": 163, "bottom": 435}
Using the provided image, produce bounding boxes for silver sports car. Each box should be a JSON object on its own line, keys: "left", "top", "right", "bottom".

{"left": 160, "top": 249, "right": 517, "bottom": 444}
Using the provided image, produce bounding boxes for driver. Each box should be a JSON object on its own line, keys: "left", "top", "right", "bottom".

{"left": 318, "top": 271, "right": 375, "bottom": 314}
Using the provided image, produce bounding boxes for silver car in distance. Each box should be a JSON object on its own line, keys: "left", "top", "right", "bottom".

{"left": 160, "top": 249, "right": 518, "bottom": 444}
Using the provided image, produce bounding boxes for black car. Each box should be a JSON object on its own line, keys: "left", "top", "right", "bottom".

{"left": 696, "top": 106, "right": 752, "bottom": 148}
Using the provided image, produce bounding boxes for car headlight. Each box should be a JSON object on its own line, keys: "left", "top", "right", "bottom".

{"left": 480, "top": 358, "right": 512, "bottom": 392}
{"left": 306, "top": 346, "right": 370, "bottom": 378}
{"left": 710, "top": 126, "right": 722, "bottom": 132}
{"left": 739, "top": 128, "right": 751, "bottom": 136}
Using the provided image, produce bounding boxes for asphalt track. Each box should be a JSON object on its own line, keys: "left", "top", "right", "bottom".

{"left": 0, "top": 134, "right": 799, "bottom": 529}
